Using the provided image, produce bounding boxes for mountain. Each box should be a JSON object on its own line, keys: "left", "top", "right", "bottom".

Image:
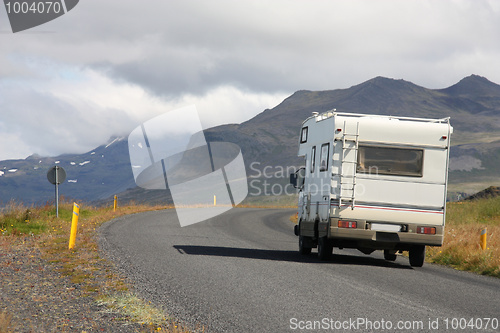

{"left": 440, "top": 74, "right": 500, "bottom": 99}
{"left": 464, "top": 186, "right": 500, "bottom": 201}
{"left": 206, "top": 75, "right": 500, "bottom": 188}
{"left": 0, "top": 137, "right": 135, "bottom": 206}
{"left": 2, "top": 75, "right": 500, "bottom": 206}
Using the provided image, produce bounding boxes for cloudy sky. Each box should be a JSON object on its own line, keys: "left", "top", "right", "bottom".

{"left": 1, "top": 0, "right": 500, "bottom": 160}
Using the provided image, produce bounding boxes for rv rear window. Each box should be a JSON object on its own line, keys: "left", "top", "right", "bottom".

{"left": 310, "top": 146, "right": 316, "bottom": 173}
{"left": 300, "top": 127, "right": 308, "bottom": 143}
{"left": 320, "top": 143, "right": 329, "bottom": 172}
{"left": 357, "top": 145, "right": 423, "bottom": 177}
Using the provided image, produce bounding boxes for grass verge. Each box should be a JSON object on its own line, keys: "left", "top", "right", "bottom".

{"left": 0, "top": 200, "right": 197, "bottom": 332}
{"left": 426, "top": 197, "right": 500, "bottom": 277}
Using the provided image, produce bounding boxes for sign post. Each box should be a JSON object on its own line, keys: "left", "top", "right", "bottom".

{"left": 47, "top": 166, "right": 66, "bottom": 217}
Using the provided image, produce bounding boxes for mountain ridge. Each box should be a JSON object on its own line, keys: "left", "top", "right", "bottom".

{"left": 2, "top": 75, "right": 500, "bottom": 205}
{"left": 205, "top": 74, "right": 500, "bottom": 170}
{"left": 440, "top": 74, "right": 500, "bottom": 97}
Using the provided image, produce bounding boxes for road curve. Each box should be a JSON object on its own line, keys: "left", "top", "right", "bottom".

{"left": 99, "top": 208, "right": 500, "bottom": 333}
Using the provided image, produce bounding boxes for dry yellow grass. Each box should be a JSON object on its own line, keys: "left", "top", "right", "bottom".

{"left": 427, "top": 198, "right": 500, "bottom": 277}
{"left": 0, "top": 200, "right": 197, "bottom": 332}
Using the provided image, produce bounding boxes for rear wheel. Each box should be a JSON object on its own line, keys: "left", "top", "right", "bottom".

{"left": 384, "top": 250, "right": 397, "bottom": 262}
{"left": 317, "top": 236, "right": 333, "bottom": 261}
{"left": 299, "top": 235, "right": 312, "bottom": 255}
{"left": 409, "top": 245, "right": 425, "bottom": 267}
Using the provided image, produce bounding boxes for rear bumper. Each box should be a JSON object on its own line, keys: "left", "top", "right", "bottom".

{"left": 323, "top": 219, "right": 444, "bottom": 248}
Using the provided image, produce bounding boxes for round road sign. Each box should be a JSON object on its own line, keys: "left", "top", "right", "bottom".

{"left": 47, "top": 166, "right": 66, "bottom": 185}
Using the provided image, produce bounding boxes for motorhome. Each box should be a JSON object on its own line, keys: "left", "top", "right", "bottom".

{"left": 290, "top": 111, "right": 452, "bottom": 267}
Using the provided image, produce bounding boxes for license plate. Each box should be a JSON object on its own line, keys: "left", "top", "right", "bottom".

{"left": 371, "top": 223, "right": 401, "bottom": 232}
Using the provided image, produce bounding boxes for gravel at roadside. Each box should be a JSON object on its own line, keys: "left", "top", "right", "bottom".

{"left": 0, "top": 236, "right": 144, "bottom": 332}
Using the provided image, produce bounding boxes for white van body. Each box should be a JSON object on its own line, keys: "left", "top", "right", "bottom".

{"left": 291, "top": 111, "right": 452, "bottom": 266}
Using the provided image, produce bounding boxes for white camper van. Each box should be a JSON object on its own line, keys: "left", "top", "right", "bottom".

{"left": 290, "top": 111, "right": 452, "bottom": 267}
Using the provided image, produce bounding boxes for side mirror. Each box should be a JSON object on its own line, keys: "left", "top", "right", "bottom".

{"left": 290, "top": 167, "right": 305, "bottom": 189}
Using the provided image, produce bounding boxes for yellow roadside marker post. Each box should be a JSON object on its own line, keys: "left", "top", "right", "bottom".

{"left": 214, "top": 195, "right": 216, "bottom": 206}
{"left": 480, "top": 228, "right": 487, "bottom": 250}
{"left": 68, "top": 203, "right": 80, "bottom": 250}
{"left": 114, "top": 195, "right": 117, "bottom": 212}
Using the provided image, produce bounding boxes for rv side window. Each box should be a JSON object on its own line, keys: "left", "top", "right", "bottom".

{"left": 357, "top": 145, "right": 424, "bottom": 177}
{"left": 320, "top": 143, "right": 329, "bottom": 172}
{"left": 300, "top": 127, "right": 308, "bottom": 143}
{"left": 310, "top": 146, "right": 316, "bottom": 173}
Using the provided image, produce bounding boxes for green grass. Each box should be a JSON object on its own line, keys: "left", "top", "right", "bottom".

{"left": 446, "top": 196, "right": 500, "bottom": 225}
{"left": 0, "top": 202, "right": 47, "bottom": 235}
{"left": 0, "top": 200, "right": 100, "bottom": 236}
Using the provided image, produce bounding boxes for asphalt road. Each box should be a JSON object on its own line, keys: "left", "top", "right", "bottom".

{"left": 100, "top": 208, "right": 500, "bottom": 333}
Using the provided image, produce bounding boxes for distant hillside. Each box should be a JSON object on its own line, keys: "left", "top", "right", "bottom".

{"left": 0, "top": 137, "right": 135, "bottom": 206}
{"left": 465, "top": 186, "right": 500, "bottom": 201}
{"left": 2, "top": 75, "right": 500, "bottom": 206}
{"left": 206, "top": 75, "right": 500, "bottom": 194}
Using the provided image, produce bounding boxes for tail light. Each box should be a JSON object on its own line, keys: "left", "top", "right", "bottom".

{"left": 417, "top": 226, "right": 436, "bottom": 235}
{"left": 338, "top": 220, "right": 357, "bottom": 228}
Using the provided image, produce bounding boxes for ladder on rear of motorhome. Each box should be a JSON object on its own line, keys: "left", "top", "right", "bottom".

{"left": 338, "top": 121, "right": 359, "bottom": 209}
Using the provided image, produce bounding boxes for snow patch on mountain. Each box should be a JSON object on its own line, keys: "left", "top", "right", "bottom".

{"left": 105, "top": 137, "right": 123, "bottom": 149}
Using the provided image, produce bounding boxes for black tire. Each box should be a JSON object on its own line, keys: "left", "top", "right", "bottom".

{"left": 317, "top": 236, "right": 333, "bottom": 261}
{"left": 299, "top": 235, "right": 312, "bottom": 255}
{"left": 384, "top": 250, "right": 397, "bottom": 261}
{"left": 409, "top": 245, "right": 425, "bottom": 267}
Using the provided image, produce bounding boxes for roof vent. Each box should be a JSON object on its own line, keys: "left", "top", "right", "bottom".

{"left": 312, "top": 112, "right": 319, "bottom": 116}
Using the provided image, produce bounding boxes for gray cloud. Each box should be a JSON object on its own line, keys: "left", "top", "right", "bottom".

{"left": 1, "top": 0, "right": 500, "bottom": 159}
{"left": 78, "top": 0, "right": 500, "bottom": 94}
{"left": 0, "top": 78, "right": 136, "bottom": 157}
